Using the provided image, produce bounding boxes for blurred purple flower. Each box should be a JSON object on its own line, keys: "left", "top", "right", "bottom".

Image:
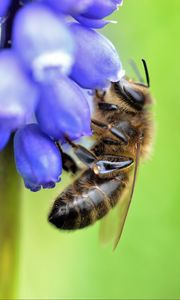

{"left": 0, "top": 0, "right": 11, "bottom": 18}
{"left": 74, "top": 0, "right": 123, "bottom": 28}
{"left": 0, "top": 0, "right": 123, "bottom": 191}
{"left": 36, "top": 76, "right": 92, "bottom": 141}
{"left": 14, "top": 124, "right": 62, "bottom": 192}
{"left": 73, "top": 15, "right": 112, "bottom": 29}
{"left": 13, "top": 3, "right": 75, "bottom": 82}
{"left": 70, "top": 23, "right": 124, "bottom": 89}
{"left": 40, "top": 0, "right": 93, "bottom": 15}
{"left": 0, "top": 50, "right": 38, "bottom": 131}
{"left": 81, "top": 0, "right": 123, "bottom": 19}
{"left": 0, "top": 126, "right": 11, "bottom": 151}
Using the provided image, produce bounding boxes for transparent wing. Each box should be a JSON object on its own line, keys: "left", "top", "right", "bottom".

{"left": 99, "top": 174, "right": 134, "bottom": 247}
{"left": 99, "top": 199, "right": 122, "bottom": 246}
{"left": 99, "top": 143, "right": 141, "bottom": 250}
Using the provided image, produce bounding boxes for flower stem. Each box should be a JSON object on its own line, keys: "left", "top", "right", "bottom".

{"left": 0, "top": 139, "right": 21, "bottom": 299}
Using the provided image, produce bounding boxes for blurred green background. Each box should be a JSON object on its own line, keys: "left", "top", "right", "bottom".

{"left": 18, "top": 1, "right": 180, "bottom": 299}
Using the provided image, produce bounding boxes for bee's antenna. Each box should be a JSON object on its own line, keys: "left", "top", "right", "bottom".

{"left": 129, "top": 59, "right": 145, "bottom": 84}
{"left": 142, "top": 59, "right": 150, "bottom": 88}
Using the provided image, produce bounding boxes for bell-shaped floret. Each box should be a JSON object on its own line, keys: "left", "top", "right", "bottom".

{"left": 0, "top": 50, "right": 38, "bottom": 131}
{"left": 14, "top": 124, "right": 62, "bottom": 191}
{"left": 41, "top": 0, "right": 93, "bottom": 15}
{"left": 70, "top": 23, "right": 124, "bottom": 89}
{"left": 36, "top": 75, "right": 92, "bottom": 142}
{"left": 0, "top": 0, "right": 11, "bottom": 17}
{"left": 0, "top": 127, "right": 11, "bottom": 151}
{"left": 80, "top": 0, "right": 123, "bottom": 19}
{"left": 73, "top": 15, "right": 112, "bottom": 29}
{"left": 13, "top": 3, "right": 75, "bottom": 82}
{"left": 74, "top": 0, "right": 123, "bottom": 28}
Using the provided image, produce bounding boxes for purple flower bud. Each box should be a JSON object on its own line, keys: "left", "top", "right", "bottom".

{"left": 0, "top": 50, "right": 38, "bottom": 131}
{"left": 81, "top": 0, "right": 123, "bottom": 19}
{"left": 70, "top": 23, "right": 124, "bottom": 89}
{"left": 0, "top": 127, "right": 11, "bottom": 151}
{"left": 0, "top": 0, "right": 11, "bottom": 17}
{"left": 13, "top": 3, "right": 75, "bottom": 82}
{"left": 36, "top": 75, "right": 92, "bottom": 142}
{"left": 74, "top": 0, "right": 123, "bottom": 28}
{"left": 74, "top": 15, "right": 112, "bottom": 29}
{"left": 14, "top": 124, "right": 62, "bottom": 192}
{"left": 41, "top": 0, "right": 93, "bottom": 15}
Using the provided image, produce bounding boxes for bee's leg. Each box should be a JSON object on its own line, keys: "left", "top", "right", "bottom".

{"left": 56, "top": 142, "right": 80, "bottom": 175}
{"left": 64, "top": 137, "right": 97, "bottom": 169}
{"left": 61, "top": 151, "right": 80, "bottom": 174}
{"left": 91, "top": 119, "right": 128, "bottom": 144}
{"left": 93, "top": 155, "right": 134, "bottom": 178}
{"left": 64, "top": 137, "right": 133, "bottom": 177}
{"left": 95, "top": 91, "right": 119, "bottom": 110}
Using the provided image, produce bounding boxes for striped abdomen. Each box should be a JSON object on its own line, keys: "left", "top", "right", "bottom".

{"left": 48, "top": 170, "right": 127, "bottom": 230}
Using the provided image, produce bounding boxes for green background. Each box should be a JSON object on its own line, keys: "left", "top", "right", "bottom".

{"left": 18, "top": 1, "right": 180, "bottom": 299}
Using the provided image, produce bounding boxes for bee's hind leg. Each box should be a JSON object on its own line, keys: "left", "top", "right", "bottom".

{"left": 64, "top": 137, "right": 133, "bottom": 177}
{"left": 93, "top": 154, "right": 134, "bottom": 178}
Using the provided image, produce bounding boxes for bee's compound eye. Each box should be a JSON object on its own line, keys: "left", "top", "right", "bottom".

{"left": 123, "top": 85, "right": 145, "bottom": 108}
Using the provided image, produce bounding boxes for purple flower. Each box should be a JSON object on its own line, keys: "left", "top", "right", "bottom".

{"left": 0, "top": 126, "right": 11, "bottom": 151}
{"left": 0, "top": 50, "right": 38, "bottom": 131}
{"left": 36, "top": 76, "right": 92, "bottom": 141}
{"left": 74, "top": 0, "right": 123, "bottom": 28}
{"left": 13, "top": 3, "right": 75, "bottom": 82}
{"left": 73, "top": 15, "right": 111, "bottom": 29}
{"left": 81, "top": 0, "right": 123, "bottom": 19}
{"left": 14, "top": 124, "right": 62, "bottom": 192}
{"left": 41, "top": 0, "right": 93, "bottom": 15}
{"left": 0, "top": 0, "right": 11, "bottom": 17}
{"left": 0, "top": 0, "right": 123, "bottom": 192}
{"left": 70, "top": 23, "right": 124, "bottom": 89}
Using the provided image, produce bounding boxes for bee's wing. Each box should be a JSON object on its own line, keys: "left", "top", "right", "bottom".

{"left": 99, "top": 143, "right": 140, "bottom": 250}
{"left": 99, "top": 198, "right": 122, "bottom": 245}
{"left": 99, "top": 174, "right": 134, "bottom": 246}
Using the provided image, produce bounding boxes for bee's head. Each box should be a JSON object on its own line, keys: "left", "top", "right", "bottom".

{"left": 113, "top": 59, "right": 152, "bottom": 111}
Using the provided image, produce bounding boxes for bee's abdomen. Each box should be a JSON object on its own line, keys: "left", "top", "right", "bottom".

{"left": 48, "top": 170, "right": 126, "bottom": 230}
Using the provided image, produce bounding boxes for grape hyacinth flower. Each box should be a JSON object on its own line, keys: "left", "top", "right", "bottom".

{"left": 40, "top": 0, "right": 94, "bottom": 15}
{"left": 0, "top": 0, "right": 11, "bottom": 18}
{"left": 14, "top": 124, "right": 62, "bottom": 191}
{"left": 0, "top": 0, "right": 124, "bottom": 192}
{"left": 74, "top": 0, "right": 124, "bottom": 28}
{"left": 70, "top": 23, "right": 123, "bottom": 89}
{"left": 0, "top": 126, "right": 11, "bottom": 151}
{"left": 13, "top": 3, "right": 76, "bottom": 82}
{"left": 0, "top": 50, "right": 38, "bottom": 131}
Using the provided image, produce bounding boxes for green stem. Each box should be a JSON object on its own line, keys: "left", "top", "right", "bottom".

{"left": 0, "top": 139, "right": 21, "bottom": 299}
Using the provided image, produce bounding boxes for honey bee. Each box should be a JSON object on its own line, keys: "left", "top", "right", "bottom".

{"left": 48, "top": 60, "right": 154, "bottom": 249}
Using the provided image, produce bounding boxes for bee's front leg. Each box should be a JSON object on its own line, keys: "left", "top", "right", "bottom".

{"left": 91, "top": 119, "right": 128, "bottom": 144}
